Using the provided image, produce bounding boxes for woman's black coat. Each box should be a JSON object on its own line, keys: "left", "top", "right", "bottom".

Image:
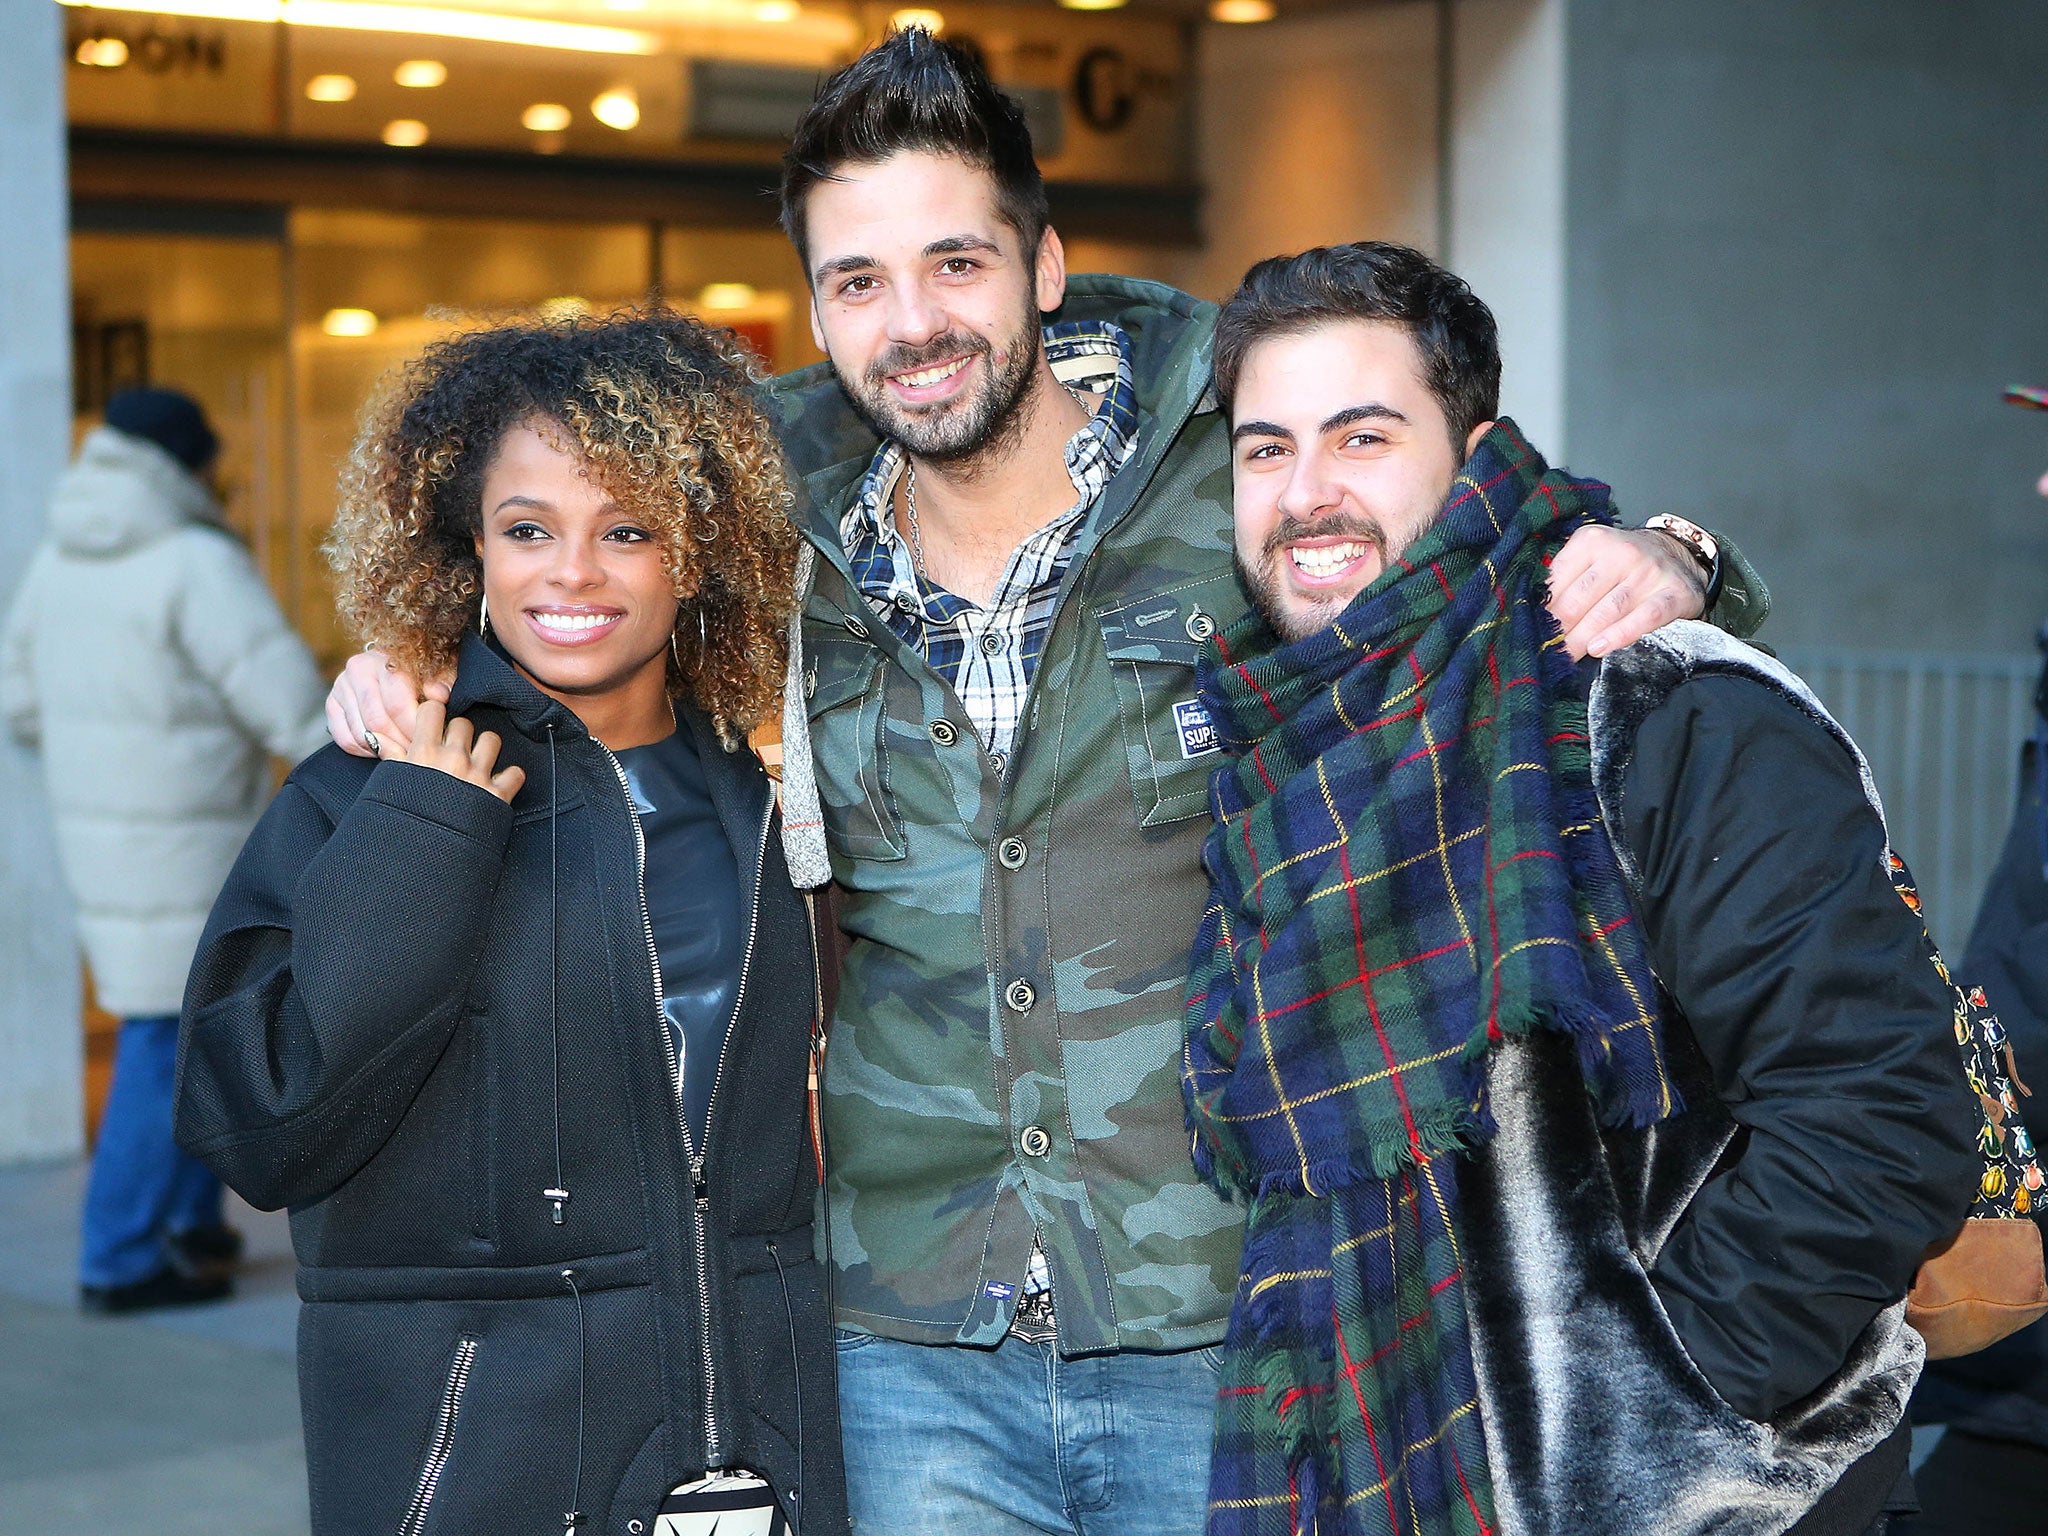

{"left": 176, "top": 635, "right": 846, "bottom": 1536}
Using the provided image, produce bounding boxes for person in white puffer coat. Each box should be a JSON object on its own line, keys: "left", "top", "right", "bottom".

{"left": 1, "top": 388, "right": 327, "bottom": 1312}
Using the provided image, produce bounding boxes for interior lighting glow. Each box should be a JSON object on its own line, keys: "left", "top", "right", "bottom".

{"left": 1058, "top": 0, "right": 1128, "bottom": 10}
{"left": 752, "top": 0, "right": 800, "bottom": 19}
{"left": 1209, "top": 0, "right": 1274, "bottom": 19}
{"left": 382, "top": 118, "right": 429, "bottom": 146}
{"left": 321, "top": 307, "right": 379, "bottom": 337}
{"left": 393, "top": 58, "right": 446, "bottom": 86}
{"left": 56, "top": 0, "right": 662, "bottom": 56}
{"left": 74, "top": 35, "right": 132, "bottom": 64}
{"left": 591, "top": 87, "right": 640, "bottom": 130}
{"left": 305, "top": 71, "right": 356, "bottom": 99}
{"left": 698, "top": 283, "right": 757, "bottom": 311}
{"left": 888, "top": 7, "right": 943, "bottom": 33}
{"left": 521, "top": 102, "right": 573, "bottom": 132}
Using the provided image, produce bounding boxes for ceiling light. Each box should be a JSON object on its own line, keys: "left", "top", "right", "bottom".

{"left": 321, "top": 307, "right": 379, "bottom": 337}
{"left": 74, "top": 35, "right": 131, "bottom": 64}
{"left": 1209, "top": 0, "right": 1274, "bottom": 18}
{"left": 55, "top": 0, "right": 662, "bottom": 56}
{"left": 698, "top": 283, "right": 757, "bottom": 311}
{"left": 382, "top": 118, "right": 429, "bottom": 146}
{"left": 521, "top": 102, "right": 572, "bottom": 132}
{"left": 305, "top": 72, "right": 356, "bottom": 100}
{"left": 591, "top": 87, "right": 639, "bottom": 130}
{"left": 888, "top": 7, "right": 943, "bottom": 33}
{"left": 1058, "top": 0, "right": 1127, "bottom": 9}
{"left": 393, "top": 58, "right": 446, "bottom": 87}
{"left": 752, "top": 0, "right": 799, "bottom": 18}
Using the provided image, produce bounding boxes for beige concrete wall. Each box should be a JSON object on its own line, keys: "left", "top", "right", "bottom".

{"left": 1446, "top": 0, "right": 1566, "bottom": 453}
{"left": 0, "top": 0, "right": 85, "bottom": 1165}
{"left": 1175, "top": 1, "right": 1444, "bottom": 304}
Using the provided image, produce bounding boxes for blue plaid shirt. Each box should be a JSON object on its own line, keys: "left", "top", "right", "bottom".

{"left": 840, "top": 321, "right": 1139, "bottom": 765}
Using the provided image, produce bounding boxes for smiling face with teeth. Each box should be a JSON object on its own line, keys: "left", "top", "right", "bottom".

{"left": 804, "top": 151, "right": 1069, "bottom": 468}
{"left": 1229, "top": 319, "right": 1493, "bottom": 643}
{"left": 475, "top": 419, "right": 683, "bottom": 745}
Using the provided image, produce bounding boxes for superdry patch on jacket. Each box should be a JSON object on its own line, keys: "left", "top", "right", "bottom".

{"left": 175, "top": 635, "right": 846, "bottom": 1536}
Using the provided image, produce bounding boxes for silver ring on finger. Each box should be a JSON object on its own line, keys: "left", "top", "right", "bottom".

{"left": 363, "top": 729, "right": 381, "bottom": 756}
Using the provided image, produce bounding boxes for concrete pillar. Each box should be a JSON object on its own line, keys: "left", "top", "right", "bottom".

{"left": 0, "top": 0, "right": 83, "bottom": 1165}
{"left": 1446, "top": 0, "right": 1568, "bottom": 455}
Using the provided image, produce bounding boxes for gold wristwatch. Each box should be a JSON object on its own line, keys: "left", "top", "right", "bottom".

{"left": 1643, "top": 514, "right": 1722, "bottom": 606}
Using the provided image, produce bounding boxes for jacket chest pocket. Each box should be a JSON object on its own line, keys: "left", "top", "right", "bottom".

{"left": 802, "top": 616, "right": 908, "bottom": 862}
{"left": 1095, "top": 581, "right": 1232, "bottom": 827}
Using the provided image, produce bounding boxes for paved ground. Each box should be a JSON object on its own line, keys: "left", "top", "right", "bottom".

{"left": 0, "top": 1159, "right": 307, "bottom": 1536}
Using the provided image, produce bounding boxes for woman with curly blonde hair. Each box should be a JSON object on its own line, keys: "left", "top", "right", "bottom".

{"left": 177, "top": 310, "right": 841, "bottom": 1536}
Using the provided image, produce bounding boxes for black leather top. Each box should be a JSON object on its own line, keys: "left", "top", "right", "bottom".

{"left": 617, "top": 724, "right": 742, "bottom": 1149}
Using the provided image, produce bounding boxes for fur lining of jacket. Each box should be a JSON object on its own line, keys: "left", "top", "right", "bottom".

{"left": 1455, "top": 621, "right": 1936, "bottom": 1536}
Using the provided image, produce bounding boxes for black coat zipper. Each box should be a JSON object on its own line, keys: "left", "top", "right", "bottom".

{"left": 395, "top": 1335, "right": 477, "bottom": 1536}
{"left": 600, "top": 741, "right": 771, "bottom": 1469}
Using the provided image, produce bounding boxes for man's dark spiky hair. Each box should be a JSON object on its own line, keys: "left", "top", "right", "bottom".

{"left": 779, "top": 28, "right": 1049, "bottom": 276}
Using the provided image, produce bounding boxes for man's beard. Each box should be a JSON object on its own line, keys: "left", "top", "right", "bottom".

{"left": 837, "top": 302, "right": 1044, "bottom": 472}
{"left": 1235, "top": 513, "right": 1390, "bottom": 644}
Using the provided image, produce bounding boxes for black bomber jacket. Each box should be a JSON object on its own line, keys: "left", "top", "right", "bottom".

{"left": 1452, "top": 621, "right": 1982, "bottom": 1536}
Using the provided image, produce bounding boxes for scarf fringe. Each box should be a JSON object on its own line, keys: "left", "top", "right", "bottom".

{"left": 1245, "top": 1100, "right": 1484, "bottom": 1203}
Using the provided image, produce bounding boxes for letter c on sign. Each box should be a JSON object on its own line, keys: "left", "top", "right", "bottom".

{"left": 1073, "top": 47, "right": 1135, "bottom": 133}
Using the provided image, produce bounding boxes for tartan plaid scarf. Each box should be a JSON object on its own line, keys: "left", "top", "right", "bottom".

{"left": 1183, "top": 421, "right": 1678, "bottom": 1536}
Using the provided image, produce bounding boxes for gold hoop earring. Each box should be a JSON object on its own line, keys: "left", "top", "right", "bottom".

{"left": 478, "top": 593, "right": 490, "bottom": 637}
{"left": 670, "top": 629, "right": 682, "bottom": 671}
{"left": 698, "top": 604, "right": 708, "bottom": 655}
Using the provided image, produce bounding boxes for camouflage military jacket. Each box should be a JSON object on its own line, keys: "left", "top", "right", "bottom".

{"left": 765, "top": 275, "right": 1247, "bottom": 1354}
{"left": 763, "top": 274, "right": 1771, "bottom": 1356}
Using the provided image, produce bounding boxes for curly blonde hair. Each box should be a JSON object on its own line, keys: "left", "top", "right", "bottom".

{"left": 326, "top": 308, "right": 799, "bottom": 739}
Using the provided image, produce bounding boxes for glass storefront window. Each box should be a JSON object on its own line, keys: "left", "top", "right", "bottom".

{"left": 70, "top": 229, "right": 294, "bottom": 601}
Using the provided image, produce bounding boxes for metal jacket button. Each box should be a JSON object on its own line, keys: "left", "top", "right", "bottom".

{"left": 1005, "top": 978, "right": 1036, "bottom": 1013}
{"left": 1020, "top": 1125, "right": 1052, "bottom": 1158}
{"left": 929, "top": 719, "right": 959, "bottom": 747}
{"left": 998, "top": 837, "right": 1028, "bottom": 870}
{"left": 895, "top": 593, "right": 920, "bottom": 615}
{"left": 844, "top": 614, "right": 869, "bottom": 639}
{"left": 1185, "top": 609, "right": 1216, "bottom": 641}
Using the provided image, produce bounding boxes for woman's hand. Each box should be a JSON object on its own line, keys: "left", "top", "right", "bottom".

{"left": 325, "top": 649, "right": 451, "bottom": 759}
{"left": 405, "top": 700, "right": 525, "bottom": 804}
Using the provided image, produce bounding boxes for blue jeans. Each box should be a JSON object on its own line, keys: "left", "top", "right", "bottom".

{"left": 79, "top": 1014, "right": 223, "bottom": 1288}
{"left": 835, "top": 1329, "right": 1218, "bottom": 1535}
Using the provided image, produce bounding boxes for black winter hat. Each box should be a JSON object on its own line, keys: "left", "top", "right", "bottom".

{"left": 104, "top": 387, "right": 219, "bottom": 472}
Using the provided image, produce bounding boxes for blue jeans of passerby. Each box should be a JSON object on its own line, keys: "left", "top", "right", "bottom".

{"left": 79, "top": 1014, "right": 223, "bottom": 1288}
{"left": 834, "top": 1328, "right": 1218, "bottom": 1535}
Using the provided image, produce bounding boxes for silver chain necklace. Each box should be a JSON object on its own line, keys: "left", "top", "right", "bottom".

{"left": 901, "top": 382, "right": 1094, "bottom": 583}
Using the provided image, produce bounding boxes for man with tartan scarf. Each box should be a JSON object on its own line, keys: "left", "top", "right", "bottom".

{"left": 1184, "top": 242, "right": 1985, "bottom": 1536}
